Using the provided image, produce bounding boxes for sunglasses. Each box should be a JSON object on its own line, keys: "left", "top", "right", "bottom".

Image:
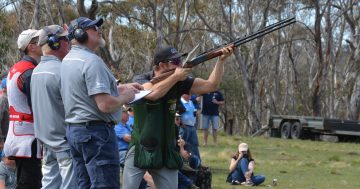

{"left": 175, "top": 118, "right": 180, "bottom": 121}
{"left": 167, "top": 57, "right": 182, "bottom": 66}
{"left": 87, "top": 26, "right": 100, "bottom": 32}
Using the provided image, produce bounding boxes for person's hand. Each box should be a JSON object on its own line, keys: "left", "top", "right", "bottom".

{"left": 177, "top": 138, "right": 186, "bottom": 147}
{"left": 117, "top": 84, "right": 140, "bottom": 94}
{"left": 173, "top": 67, "right": 192, "bottom": 81}
{"left": 219, "top": 45, "right": 234, "bottom": 61}
{"left": 126, "top": 82, "right": 144, "bottom": 91}
{"left": 117, "top": 84, "right": 139, "bottom": 103}
{"left": 237, "top": 153, "right": 243, "bottom": 161}
{"left": 196, "top": 110, "right": 201, "bottom": 116}
{"left": 212, "top": 98, "right": 218, "bottom": 104}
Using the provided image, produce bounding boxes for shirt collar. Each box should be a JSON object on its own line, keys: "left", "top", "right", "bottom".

{"left": 22, "top": 55, "right": 38, "bottom": 66}
{"left": 71, "top": 44, "right": 95, "bottom": 54}
{"left": 181, "top": 97, "right": 189, "bottom": 104}
{"left": 40, "top": 55, "right": 61, "bottom": 63}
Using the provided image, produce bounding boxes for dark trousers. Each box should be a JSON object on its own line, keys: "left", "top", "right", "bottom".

{"left": 66, "top": 123, "right": 120, "bottom": 189}
{"left": 14, "top": 140, "right": 42, "bottom": 189}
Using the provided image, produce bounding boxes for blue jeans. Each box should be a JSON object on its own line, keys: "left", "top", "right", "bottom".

{"left": 230, "top": 158, "right": 265, "bottom": 186}
{"left": 119, "top": 150, "right": 127, "bottom": 166}
{"left": 66, "top": 124, "right": 120, "bottom": 189}
{"left": 178, "top": 171, "right": 192, "bottom": 189}
{"left": 179, "top": 125, "right": 201, "bottom": 159}
{"left": 41, "top": 146, "right": 77, "bottom": 189}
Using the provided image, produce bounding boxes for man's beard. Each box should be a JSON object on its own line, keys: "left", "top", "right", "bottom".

{"left": 99, "top": 37, "right": 106, "bottom": 48}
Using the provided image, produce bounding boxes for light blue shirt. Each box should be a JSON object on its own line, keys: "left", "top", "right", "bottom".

{"left": 180, "top": 98, "right": 196, "bottom": 126}
{"left": 127, "top": 115, "right": 134, "bottom": 128}
{"left": 114, "top": 122, "right": 132, "bottom": 151}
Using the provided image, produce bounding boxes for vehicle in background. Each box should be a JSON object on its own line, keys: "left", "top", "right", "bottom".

{"left": 269, "top": 115, "right": 360, "bottom": 142}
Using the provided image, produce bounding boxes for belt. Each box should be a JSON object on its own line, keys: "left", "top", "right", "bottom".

{"left": 72, "top": 120, "right": 115, "bottom": 127}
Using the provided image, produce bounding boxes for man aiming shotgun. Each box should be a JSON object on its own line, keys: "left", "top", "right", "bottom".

{"left": 122, "top": 45, "right": 233, "bottom": 189}
{"left": 122, "top": 17, "right": 295, "bottom": 189}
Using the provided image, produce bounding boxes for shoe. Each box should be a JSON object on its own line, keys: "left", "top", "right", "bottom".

{"left": 190, "top": 184, "right": 200, "bottom": 189}
{"left": 242, "top": 180, "right": 254, "bottom": 186}
{"left": 231, "top": 180, "right": 241, "bottom": 185}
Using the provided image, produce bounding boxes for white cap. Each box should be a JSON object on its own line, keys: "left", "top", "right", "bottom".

{"left": 17, "top": 29, "right": 41, "bottom": 51}
{"left": 238, "top": 143, "right": 248, "bottom": 152}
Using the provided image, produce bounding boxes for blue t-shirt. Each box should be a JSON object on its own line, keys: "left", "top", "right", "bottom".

{"left": 191, "top": 94, "right": 200, "bottom": 110}
{"left": 114, "top": 122, "right": 132, "bottom": 151}
{"left": 127, "top": 115, "right": 134, "bottom": 128}
{"left": 180, "top": 98, "right": 196, "bottom": 126}
{"left": 201, "top": 91, "right": 224, "bottom": 116}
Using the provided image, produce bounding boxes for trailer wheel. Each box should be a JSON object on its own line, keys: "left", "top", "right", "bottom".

{"left": 291, "top": 122, "right": 302, "bottom": 139}
{"left": 281, "top": 122, "right": 291, "bottom": 139}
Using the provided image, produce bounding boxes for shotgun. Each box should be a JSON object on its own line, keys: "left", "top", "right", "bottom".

{"left": 150, "top": 17, "right": 296, "bottom": 84}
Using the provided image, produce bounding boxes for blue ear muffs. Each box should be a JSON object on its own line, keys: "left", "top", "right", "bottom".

{"left": 47, "top": 34, "right": 61, "bottom": 50}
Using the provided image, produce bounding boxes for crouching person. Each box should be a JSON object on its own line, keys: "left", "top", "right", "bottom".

{"left": 227, "top": 143, "right": 265, "bottom": 186}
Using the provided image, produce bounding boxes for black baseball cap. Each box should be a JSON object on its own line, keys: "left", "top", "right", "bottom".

{"left": 153, "top": 46, "right": 187, "bottom": 65}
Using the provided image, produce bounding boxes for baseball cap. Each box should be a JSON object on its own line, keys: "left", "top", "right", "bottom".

{"left": 68, "top": 17, "right": 104, "bottom": 38}
{"left": 17, "top": 29, "right": 41, "bottom": 51}
{"left": 153, "top": 46, "right": 187, "bottom": 66}
{"left": 238, "top": 143, "right": 248, "bottom": 152}
{"left": 38, "top": 25, "right": 69, "bottom": 46}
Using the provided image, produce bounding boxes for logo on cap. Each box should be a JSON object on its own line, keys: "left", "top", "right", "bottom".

{"left": 170, "top": 48, "right": 177, "bottom": 54}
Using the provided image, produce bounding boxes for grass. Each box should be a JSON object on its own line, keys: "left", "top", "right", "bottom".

{"left": 198, "top": 132, "right": 360, "bottom": 189}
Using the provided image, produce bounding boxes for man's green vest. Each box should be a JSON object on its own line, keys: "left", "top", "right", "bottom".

{"left": 130, "top": 86, "right": 183, "bottom": 169}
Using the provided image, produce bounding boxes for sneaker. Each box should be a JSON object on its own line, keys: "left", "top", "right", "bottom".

{"left": 231, "top": 180, "right": 241, "bottom": 185}
{"left": 242, "top": 180, "right": 254, "bottom": 187}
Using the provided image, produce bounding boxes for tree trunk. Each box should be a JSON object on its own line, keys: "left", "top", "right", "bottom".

{"left": 29, "top": 0, "right": 41, "bottom": 29}
{"left": 56, "top": 0, "right": 66, "bottom": 24}
{"left": 349, "top": 75, "right": 360, "bottom": 120}
{"left": 311, "top": 0, "right": 327, "bottom": 116}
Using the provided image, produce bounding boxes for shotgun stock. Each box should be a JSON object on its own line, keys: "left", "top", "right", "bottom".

{"left": 150, "top": 17, "right": 296, "bottom": 84}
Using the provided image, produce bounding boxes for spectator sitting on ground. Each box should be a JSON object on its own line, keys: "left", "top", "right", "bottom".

{"left": 226, "top": 143, "right": 265, "bottom": 186}
{"left": 0, "top": 150, "right": 16, "bottom": 189}
{"left": 177, "top": 138, "right": 200, "bottom": 189}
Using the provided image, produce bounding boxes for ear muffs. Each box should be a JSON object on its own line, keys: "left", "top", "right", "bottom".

{"left": 73, "top": 25, "right": 88, "bottom": 43}
{"left": 47, "top": 34, "right": 61, "bottom": 50}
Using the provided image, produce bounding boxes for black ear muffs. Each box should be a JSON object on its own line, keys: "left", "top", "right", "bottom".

{"left": 73, "top": 25, "right": 88, "bottom": 43}
{"left": 47, "top": 34, "right": 61, "bottom": 50}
